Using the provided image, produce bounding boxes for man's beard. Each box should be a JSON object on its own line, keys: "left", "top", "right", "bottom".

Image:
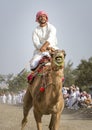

{"left": 39, "top": 19, "right": 47, "bottom": 24}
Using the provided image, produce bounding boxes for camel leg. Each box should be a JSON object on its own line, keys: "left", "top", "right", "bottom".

{"left": 21, "top": 88, "right": 33, "bottom": 130}
{"left": 49, "top": 112, "right": 61, "bottom": 130}
{"left": 33, "top": 109, "right": 42, "bottom": 130}
{"left": 49, "top": 114, "right": 54, "bottom": 130}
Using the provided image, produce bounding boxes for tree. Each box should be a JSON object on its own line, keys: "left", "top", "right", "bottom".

{"left": 64, "top": 60, "right": 75, "bottom": 86}
{"left": 0, "top": 75, "right": 5, "bottom": 83}
{"left": 8, "top": 71, "right": 29, "bottom": 92}
{"left": 75, "top": 57, "right": 92, "bottom": 90}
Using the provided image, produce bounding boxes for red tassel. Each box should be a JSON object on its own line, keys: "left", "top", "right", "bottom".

{"left": 39, "top": 87, "right": 45, "bottom": 92}
{"left": 62, "top": 77, "right": 65, "bottom": 82}
{"left": 27, "top": 73, "right": 34, "bottom": 81}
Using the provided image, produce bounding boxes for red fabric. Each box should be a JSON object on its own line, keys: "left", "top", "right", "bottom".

{"left": 37, "top": 68, "right": 42, "bottom": 73}
{"left": 27, "top": 56, "right": 50, "bottom": 83}
{"left": 36, "top": 11, "right": 48, "bottom": 22}
{"left": 39, "top": 56, "right": 51, "bottom": 64}
{"left": 27, "top": 73, "right": 34, "bottom": 81}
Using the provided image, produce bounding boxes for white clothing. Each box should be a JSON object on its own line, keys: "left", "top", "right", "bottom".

{"left": 62, "top": 87, "right": 67, "bottom": 95}
{"left": 12, "top": 94, "right": 17, "bottom": 104}
{"left": 81, "top": 96, "right": 87, "bottom": 102}
{"left": 68, "top": 91, "right": 77, "bottom": 108}
{"left": 30, "top": 52, "right": 50, "bottom": 69}
{"left": 32, "top": 22, "right": 58, "bottom": 54}
{"left": 30, "top": 22, "right": 58, "bottom": 69}
{"left": 7, "top": 94, "right": 12, "bottom": 104}
{"left": 2, "top": 94, "right": 7, "bottom": 104}
{"left": 76, "top": 90, "right": 80, "bottom": 99}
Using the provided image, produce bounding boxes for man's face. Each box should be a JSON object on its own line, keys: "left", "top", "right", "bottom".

{"left": 38, "top": 14, "right": 47, "bottom": 24}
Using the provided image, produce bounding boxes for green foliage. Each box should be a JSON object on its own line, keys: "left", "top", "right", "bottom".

{"left": 0, "top": 75, "right": 5, "bottom": 82}
{"left": 1, "top": 56, "right": 92, "bottom": 92}
{"left": 64, "top": 57, "right": 92, "bottom": 92}
{"left": 75, "top": 58, "right": 92, "bottom": 87}
{"left": 64, "top": 60, "right": 75, "bottom": 86}
{"left": 8, "top": 71, "right": 29, "bottom": 92}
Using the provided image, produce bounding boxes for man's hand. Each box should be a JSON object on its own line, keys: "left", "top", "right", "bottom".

{"left": 40, "top": 46, "right": 46, "bottom": 52}
{"left": 47, "top": 47, "right": 55, "bottom": 52}
{"left": 40, "top": 41, "right": 50, "bottom": 52}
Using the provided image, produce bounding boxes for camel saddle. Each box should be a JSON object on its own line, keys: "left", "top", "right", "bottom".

{"left": 27, "top": 56, "right": 51, "bottom": 84}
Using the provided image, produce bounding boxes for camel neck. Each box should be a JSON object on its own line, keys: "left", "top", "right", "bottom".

{"left": 51, "top": 70, "right": 63, "bottom": 94}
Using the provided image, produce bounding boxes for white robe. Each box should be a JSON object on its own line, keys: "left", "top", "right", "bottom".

{"left": 30, "top": 22, "right": 58, "bottom": 69}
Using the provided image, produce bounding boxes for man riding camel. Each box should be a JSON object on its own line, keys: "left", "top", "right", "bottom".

{"left": 21, "top": 12, "right": 65, "bottom": 129}
{"left": 27, "top": 11, "right": 60, "bottom": 84}
{"left": 30, "top": 10, "right": 59, "bottom": 71}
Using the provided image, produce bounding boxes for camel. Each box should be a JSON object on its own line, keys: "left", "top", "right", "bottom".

{"left": 21, "top": 49, "right": 66, "bottom": 130}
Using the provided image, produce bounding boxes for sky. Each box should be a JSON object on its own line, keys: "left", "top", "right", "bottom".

{"left": 0, "top": 0, "right": 92, "bottom": 75}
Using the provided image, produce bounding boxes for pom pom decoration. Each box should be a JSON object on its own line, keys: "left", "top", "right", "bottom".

{"left": 61, "top": 77, "right": 65, "bottom": 82}
{"left": 39, "top": 87, "right": 45, "bottom": 92}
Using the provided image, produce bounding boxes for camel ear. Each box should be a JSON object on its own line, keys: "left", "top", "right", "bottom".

{"left": 49, "top": 49, "right": 56, "bottom": 57}
{"left": 61, "top": 50, "right": 66, "bottom": 58}
{"left": 50, "top": 51, "right": 55, "bottom": 57}
{"left": 50, "top": 49, "right": 59, "bottom": 57}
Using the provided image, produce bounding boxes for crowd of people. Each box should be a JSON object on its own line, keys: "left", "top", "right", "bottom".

{"left": 62, "top": 85, "right": 92, "bottom": 110}
{"left": 0, "top": 90, "right": 26, "bottom": 105}
{"left": 0, "top": 85, "right": 92, "bottom": 110}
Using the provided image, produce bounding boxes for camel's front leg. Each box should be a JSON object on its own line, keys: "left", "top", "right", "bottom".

{"left": 33, "top": 109, "right": 42, "bottom": 130}
{"left": 49, "top": 112, "right": 61, "bottom": 130}
{"left": 21, "top": 88, "right": 33, "bottom": 130}
{"left": 49, "top": 114, "right": 54, "bottom": 130}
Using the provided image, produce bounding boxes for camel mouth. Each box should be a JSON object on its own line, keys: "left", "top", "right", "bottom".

{"left": 55, "top": 56, "right": 63, "bottom": 64}
{"left": 52, "top": 50, "right": 65, "bottom": 67}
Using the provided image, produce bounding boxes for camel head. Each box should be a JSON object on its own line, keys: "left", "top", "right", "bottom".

{"left": 51, "top": 50, "right": 66, "bottom": 70}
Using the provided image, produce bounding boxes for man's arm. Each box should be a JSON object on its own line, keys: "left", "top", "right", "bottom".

{"left": 32, "top": 31, "right": 42, "bottom": 50}
{"left": 40, "top": 41, "right": 50, "bottom": 52}
{"left": 46, "top": 24, "right": 57, "bottom": 47}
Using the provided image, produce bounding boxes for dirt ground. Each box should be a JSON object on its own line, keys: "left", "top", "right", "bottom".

{"left": 0, "top": 103, "right": 92, "bottom": 130}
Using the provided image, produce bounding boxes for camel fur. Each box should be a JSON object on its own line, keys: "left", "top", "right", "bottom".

{"left": 21, "top": 50, "right": 66, "bottom": 130}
